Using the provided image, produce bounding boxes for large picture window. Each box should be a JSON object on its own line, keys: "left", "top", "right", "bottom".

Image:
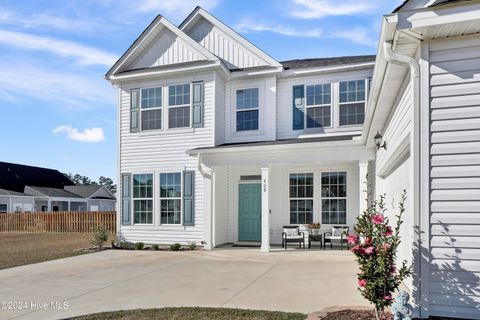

{"left": 289, "top": 173, "right": 314, "bottom": 224}
{"left": 140, "top": 87, "right": 162, "bottom": 130}
{"left": 160, "top": 172, "right": 182, "bottom": 224}
{"left": 168, "top": 84, "right": 191, "bottom": 128}
{"left": 321, "top": 172, "right": 347, "bottom": 224}
{"left": 236, "top": 88, "right": 259, "bottom": 131}
{"left": 305, "top": 83, "right": 331, "bottom": 128}
{"left": 339, "top": 80, "right": 365, "bottom": 126}
{"left": 133, "top": 174, "right": 153, "bottom": 224}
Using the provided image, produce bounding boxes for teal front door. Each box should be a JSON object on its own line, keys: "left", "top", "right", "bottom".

{"left": 238, "top": 183, "right": 262, "bottom": 242}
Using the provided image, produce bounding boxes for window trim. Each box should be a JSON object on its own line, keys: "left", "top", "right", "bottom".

{"left": 167, "top": 82, "right": 192, "bottom": 129}
{"left": 132, "top": 173, "right": 154, "bottom": 225}
{"left": 304, "top": 83, "right": 333, "bottom": 130}
{"left": 159, "top": 172, "right": 183, "bottom": 226}
{"left": 139, "top": 86, "right": 163, "bottom": 131}
{"left": 235, "top": 87, "right": 260, "bottom": 133}
{"left": 338, "top": 79, "right": 367, "bottom": 127}
{"left": 288, "top": 172, "right": 314, "bottom": 225}
{"left": 320, "top": 171, "right": 347, "bottom": 225}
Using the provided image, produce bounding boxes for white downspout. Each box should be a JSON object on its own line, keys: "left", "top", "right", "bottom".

{"left": 197, "top": 154, "right": 211, "bottom": 179}
{"left": 197, "top": 154, "right": 213, "bottom": 250}
{"left": 383, "top": 41, "right": 425, "bottom": 317}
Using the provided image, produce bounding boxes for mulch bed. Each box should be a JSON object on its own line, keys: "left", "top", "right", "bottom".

{"left": 318, "top": 309, "right": 392, "bottom": 320}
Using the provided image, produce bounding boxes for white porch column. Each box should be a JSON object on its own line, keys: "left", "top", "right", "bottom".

{"left": 359, "top": 161, "right": 369, "bottom": 215}
{"left": 203, "top": 171, "right": 213, "bottom": 250}
{"left": 261, "top": 167, "right": 270, "bottom": 253}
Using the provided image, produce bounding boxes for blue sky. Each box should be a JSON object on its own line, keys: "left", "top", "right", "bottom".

{"left": 0, "top": 0, "right": 403, "bottom": 182}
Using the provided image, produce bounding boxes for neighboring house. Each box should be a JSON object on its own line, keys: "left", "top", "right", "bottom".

{"left": 106, "top": 1, "right": 480, "bottom": 319}
{"left": 0, "top": 161, "right": 116, "bottom": 212}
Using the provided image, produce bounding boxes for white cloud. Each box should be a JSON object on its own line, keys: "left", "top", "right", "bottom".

{"left": 235, "top": 20, "right": 377, "bottom": 47}
{"left": 53, "top": 125, "right": 105, "bottom": 143}
{"left": 0, "top": 30, "right": 117, "bottom": 66}
{"left": 289, "top": 0, "right": 374, "bottom": 19}
{"left": 0, "top": 63, "right": 114, "bottom": 110}
{"left": 133, "top": 0, "right": 220, "bottom": 21}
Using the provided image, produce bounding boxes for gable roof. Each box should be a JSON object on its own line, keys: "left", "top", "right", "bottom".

{"left": 24, "top": 186, "right": 82, "bottom": 198}
{"left": 179, "top": 6, "right": 282, "bottom": 69}
{"left": 281, "top": 55, "right": 376, "bottom": 70}
{"left": 106, "top": 14, "right": 219, "bottom": 79}
{"left": 65, "top": 185, "right": 116, "bottom": 200}
{"left": 0, "top": 161, "right": 74, "bottom": 193}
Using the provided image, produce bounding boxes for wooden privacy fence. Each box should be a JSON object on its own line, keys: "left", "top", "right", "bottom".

{"left": 0, "top": 211, "right": 116, "bottom": 233}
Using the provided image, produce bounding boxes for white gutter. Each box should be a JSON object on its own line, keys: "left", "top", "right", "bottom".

{"left": 383, "top": 40, "right": 424, "bottom": 317}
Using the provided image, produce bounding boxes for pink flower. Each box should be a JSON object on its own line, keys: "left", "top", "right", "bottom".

{"left": 385, "top": 226, "right": 393, "bottom": 236}
{"left": 382, "top": 243, "right": 391, "bottom": 251}
{"left": 364, "top": 246, "right": 374, "bottom": 254}
{"left": 384, "top": 294, "right": 392, "bottom": 301}
{"left": 390, "top": 266, "right": 397, "bottom": 274}
{"left": 358, "top": 279, "right": 367, "bottom": 287}
{"left": 351, "top": 245, "right": 365, "bottom": 255}
{"left": 347, "top": 234, "right": 358, "bottom": 245}
{"left": 372, "top": 214, "right": 385, "bottom": 224}
{"left": 363, "top": 237, "right": 372, "bottom": 246}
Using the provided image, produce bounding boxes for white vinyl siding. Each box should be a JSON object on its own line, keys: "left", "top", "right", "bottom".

{"left": 428, "top": 36, "right": 480, "bottom": 319}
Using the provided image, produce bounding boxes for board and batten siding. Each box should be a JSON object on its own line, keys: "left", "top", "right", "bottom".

{"left": 118, "top": 72, "right": 215, "bottom": 245}
{"left": 429, "top": 35, "right": 480, "bottom": 320}
{"left": 186, "top": 17, "right": 268, "bottom": 69}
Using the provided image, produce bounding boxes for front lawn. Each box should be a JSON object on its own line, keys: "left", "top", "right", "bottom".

{"left": 69, "top": 307, "right": 307, "bottom": 320}
{"left": 0, "top": 232, "right": 110, "bottom": 269}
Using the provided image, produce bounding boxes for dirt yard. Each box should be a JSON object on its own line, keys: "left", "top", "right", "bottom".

{"left": 0, "top": 233, "right": 111, "bottom": 269}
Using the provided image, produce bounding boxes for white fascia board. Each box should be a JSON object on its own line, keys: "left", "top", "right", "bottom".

{"left": 398, "top": 2, "right": 480, "bottom": 29}
{"left": 180, "top": 7, "right": 282, "bottom": 68}
{"left": 188, "top": 138, "right": 366, "bottom": 156}
{"left": 228, "top": 66, "right": 283, "bottom": 79}
{"left": 109, "top": 61, "right": 221, "bottom": 83}
{"left": 281, "top": 62, "right": 375, "bottom": 78}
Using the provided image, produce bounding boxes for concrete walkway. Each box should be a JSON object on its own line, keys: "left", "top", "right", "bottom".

{"left": 0, "top": 248, "right": 369, "bottom": 320}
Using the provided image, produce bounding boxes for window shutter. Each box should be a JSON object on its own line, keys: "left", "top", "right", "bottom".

{"left": 292, "top": 85, "right": 304, "bottom": 130}
{"left": 130, "top": 89, "right": 139, "bottom": 133}
{"left": 192, "top": 81, "right": 204, "bottom": 128}
{"left": 183, "top": 171, "right": 195, "bottom": 226}
{"left": 121, "top": 173, "right": 131, "bottom": 225}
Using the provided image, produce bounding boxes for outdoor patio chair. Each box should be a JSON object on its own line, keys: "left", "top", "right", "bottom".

{"left": 323, "top": 225, "right": 349, "bottom": 250}
{"left": 282, "top": 226, "right": 305, "bottom": 250}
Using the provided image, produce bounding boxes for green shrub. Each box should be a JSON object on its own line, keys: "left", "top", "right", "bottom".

{"left": 188, "top": 241, "right": 197, "bottom": 250}
{"left": 119, "top": 241, "right": 133, "bottom": 250}
{"left": 170, "top": 243, "right": 181, "bottom": 251}
{"left": 91, "top": 225, "right": 108, "bottom": 249}
{"left": 134, "top": 242, "right": 144, "bottom": 250}
{"left": 152, "top": 244, "right": 159, "bottom": 251}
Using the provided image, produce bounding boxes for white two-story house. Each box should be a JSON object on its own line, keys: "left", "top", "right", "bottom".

{"left": 107, "top": 1, "right": 480, "bottom": 318}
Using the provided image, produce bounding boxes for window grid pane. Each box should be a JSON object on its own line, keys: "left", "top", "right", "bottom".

{"left": 141, "top": 109, "right": 162, "bottom": 130}
{"left": 160, "top": 173, "right": 182, "bottom": 225}
{"left": 141, "top": 88, "right": 162, "bottom": 109}
{"left": 236, "top": 88, "right": 259, "bottom": 132}
{"left": 321, "top": 172, "right": 347, "bottom": 225}
{"left": 169, "top": 84, "right": 190, "bottom": 106}
{"left": 339, "top": 80, "right": 365, "bottom": 103}
{"left": 236, "top": 110, "right": 259, "bottom": 131}
{"left": 306, "top": 83, "right": 331, "bottom": 106}
{"left": 132, "top": 173, "right": 153, "bottom": 224}
{"left": 339, "top": 103, "right": 365, "bottom": 126}
{"left": 306, "top": 106, "right": 331, "bottom": 128}
{"left": 169, "top": 106, "right": 190, "bottom": 128}
{"left": 289, "top": 173, "right": 314, "bottom": 224}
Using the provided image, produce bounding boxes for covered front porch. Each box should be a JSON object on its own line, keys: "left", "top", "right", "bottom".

{"left": 190, "top": 137, "right": 376, "bottom": 252}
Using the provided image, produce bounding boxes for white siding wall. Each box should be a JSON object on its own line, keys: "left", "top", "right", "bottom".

{"left": 276, "top": 69, "right": 373, "bottom": 140}
{"left": 214, "top": 72, "right": 226, "bottom": 145}
{"left": 186, "top": 17, "right": 268, "bottom": 69}
{"left": 428, "top": 36, "right": 480, "bottom": 319}
{"left": 376, "top": 79, "right": 414, "bottom": 291}
{"left": 118, "top": 72, "right": 215, "bottom": 245}
{"left": 130, "top": 28, "right": 204, "bottom": 70}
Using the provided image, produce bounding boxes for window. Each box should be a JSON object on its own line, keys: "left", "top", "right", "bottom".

{"left": 160, "top": 172, "right": 182, "bottom": 224}
{"left": 140, "top": 87, "right": 162, "bottom": 130}
{"left": 168, "top": 84, "right": 190, "bottom": 128}
{"left": 236, "top": 88, "right": 259, "bottom": 131}
{"left": 339, "top": 80, "right": 366, "bottom": 126}
{"left": 321, "top": 172, "right": 347, "bottom": 224}
{"left": 133, "top": 174, "right": 153, "bottom": 224}
{"left": 305, "top": 83, "right": 331, "bottom": 128}
{"left": 0, "top": 204, "right": 6, "bottom": 213}
{"left": 289, "top": 173, "right": 314, "bottom": 224}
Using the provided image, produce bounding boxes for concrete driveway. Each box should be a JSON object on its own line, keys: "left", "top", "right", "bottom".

{"left": 0, "top": 248, "right": 369, "bottom": 320}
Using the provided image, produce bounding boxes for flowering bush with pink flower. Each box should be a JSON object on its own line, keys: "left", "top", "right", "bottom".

{"left": 350, "top": 191, "right": 411, "bottom": 320}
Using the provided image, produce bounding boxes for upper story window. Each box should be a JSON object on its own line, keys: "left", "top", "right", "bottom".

{"left": 339, "top": 80, "right": 366, "bottom": 126}
{"left": 305, "top": 83, "right": 331, "bottom": 128}
{"left": 140, "top": 88, "right": 162, "bottom": 130}
{"left": 168, "top": 84, "right": 191, "bottom": 129}
{"left": 236, "top": 88, "right": 259, "bottom": 132}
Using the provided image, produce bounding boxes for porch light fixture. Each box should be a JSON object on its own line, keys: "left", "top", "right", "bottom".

{"left": 374, "top": 131, "right": 387, "bottom": 150}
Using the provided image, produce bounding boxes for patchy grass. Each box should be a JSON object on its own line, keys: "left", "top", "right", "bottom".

{"left": 0, "top": 232, "right": 111, "bottom": 269}
{"left": 69, "top": 307, "right": 307, "bottom": 320}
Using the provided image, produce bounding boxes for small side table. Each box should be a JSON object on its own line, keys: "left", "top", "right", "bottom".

{"left": 308, "top": 234, "right": 323, "bottom": 249}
